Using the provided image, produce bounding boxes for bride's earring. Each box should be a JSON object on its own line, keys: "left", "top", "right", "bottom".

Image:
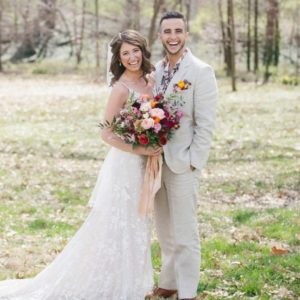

{"left": 119, "top": 61, "right": 122, "bottom": 67}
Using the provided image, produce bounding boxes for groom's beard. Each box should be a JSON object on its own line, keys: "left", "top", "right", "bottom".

{"left": 162, "top": 40, "right": 186, "bottom": 57}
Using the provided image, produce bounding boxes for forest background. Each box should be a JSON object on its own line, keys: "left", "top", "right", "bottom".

{"left": 0, "top": 0, "right": 299, "bottom": 299}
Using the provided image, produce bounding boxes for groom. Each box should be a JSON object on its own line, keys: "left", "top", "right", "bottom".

{"left": 151, "top": 11, "right": 217, "bottom": 300}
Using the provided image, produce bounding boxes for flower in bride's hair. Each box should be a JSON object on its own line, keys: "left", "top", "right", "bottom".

{"left": 138, "top": 134, "right": 149, "bottom": 145}
{"left": 141, "top": 118, "right": 154, "bottom": 130}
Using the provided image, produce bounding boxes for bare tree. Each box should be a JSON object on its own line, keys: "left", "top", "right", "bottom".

{"left": 148, "top": 0, "right": 164, "bottom": 50}
{"left": 228, "top": 0, "right": 236, "bottom": 91}
{"left": 36, "top": 0, "right": 57, "bottom": 58}
{"left": 10, "top": 0, "right": 56, "bottom": 62}
{"left": 123, "top": 0, "right": 140, "bottom": 31}
{"left": 95, "top": 0, "right": 100, "bottom": 75}
{"left": 55, "top": 6, "right": 73, "bottom": 57}
{"left": 246, "top": 0, "right": 251, "bottom": 72}
{"left": 72, "top": 0, "right": 86, "bottom": 65}
{"left": 218, "top": 0, "right": 227, "bottom": 67}
{"left": 263, "top": 0, "right": 279, "bottom": 83}
{"left": 13, "top": 0, "right": 18, "bottom": 43}
{"left": 254, "top": 0, "right": 259, "bottom": 72}
{"left": 184, "top": 0, "right": 191, "bottom": 31}
{"left": 226, "top": 0, "right": 232, "bottom": 76}
{"left": 0, "top": 0, "right": 3, "bottom": 72}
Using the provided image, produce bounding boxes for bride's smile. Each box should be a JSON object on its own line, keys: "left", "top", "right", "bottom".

{"left": 120, "top": 43, "right": 142, "bottom": 72}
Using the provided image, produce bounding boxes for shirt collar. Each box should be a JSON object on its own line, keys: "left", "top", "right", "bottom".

{"left": 162, "top": 48, "right": 188, "bottom": 73}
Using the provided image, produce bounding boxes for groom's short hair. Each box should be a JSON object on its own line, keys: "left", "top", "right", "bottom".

{"left": 159, "top": 11, "right": 187, "bottom": 31}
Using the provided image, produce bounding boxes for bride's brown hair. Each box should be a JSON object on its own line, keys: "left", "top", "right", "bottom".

{"left": 109, "top": 30, "right": 154, "bottom": 86}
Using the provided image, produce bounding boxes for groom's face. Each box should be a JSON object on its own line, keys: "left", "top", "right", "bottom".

{"left": 159, "top": 18, "right": 189, "bottom": 57}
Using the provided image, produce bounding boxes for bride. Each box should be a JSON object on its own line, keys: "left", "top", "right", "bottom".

{"left": 0, "top": 30, "right": 162, "bottom": 300}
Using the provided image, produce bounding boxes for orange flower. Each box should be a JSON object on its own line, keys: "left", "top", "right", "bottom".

{"left": 177, "top": 80, "right": 185, "bottom": 89}
{"left": 153, "top": 116, "right": 160, "bottom": 124}
{"left": 151, "top": 101, "right": 158, "bottom": 108}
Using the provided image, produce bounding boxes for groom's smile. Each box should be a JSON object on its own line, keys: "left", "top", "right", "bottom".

{"left": 159, "top": 18, "right": 189, "bottom": 60}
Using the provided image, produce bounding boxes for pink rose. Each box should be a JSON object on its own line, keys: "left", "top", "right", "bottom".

{"left": 150, "top": 108, "right": 165, "bottom": 119}
{"left": 141, "top": 118, "right": 155, "bottom": 130}
{"left": 154, "top": 123, "right": 162, "bottom": 133}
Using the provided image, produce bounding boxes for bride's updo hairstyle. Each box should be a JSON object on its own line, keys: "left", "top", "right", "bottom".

{"left": 109, "top": 30, "right": 154, "bottom": 86}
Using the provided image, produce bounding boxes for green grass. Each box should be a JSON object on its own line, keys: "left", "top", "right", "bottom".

{"left": 0, "top": 75, "right": 299, "bottom": 299}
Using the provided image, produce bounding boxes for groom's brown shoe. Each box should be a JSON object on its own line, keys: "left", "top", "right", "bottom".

{"left": 146, "top": 287, "right": 178, "bottom": 298}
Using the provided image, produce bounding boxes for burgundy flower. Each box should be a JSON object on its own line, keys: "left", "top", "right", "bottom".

{"left": 159, "top": 135, "right": 167, "bottom": 145}
{"left": 155, "top": 94, "right": 163, "bottom": 101}
{"left": 138, "top": 134, "right": 149, "bottom": 145}
{"left": 161, "top": 119, "right": 175, "bottom": 129}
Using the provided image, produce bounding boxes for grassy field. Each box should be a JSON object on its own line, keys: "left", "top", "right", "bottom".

{"left": 0, "top": 74, "right": 299, "bottom": 299}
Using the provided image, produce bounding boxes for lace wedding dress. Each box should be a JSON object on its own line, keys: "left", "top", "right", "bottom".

{"left": 0, "top": 145, "right": 153, "bottom": 299}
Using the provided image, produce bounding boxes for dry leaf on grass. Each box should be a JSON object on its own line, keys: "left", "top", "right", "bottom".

{"left": 271, "top": 246, "right": 289, "bottom": 255}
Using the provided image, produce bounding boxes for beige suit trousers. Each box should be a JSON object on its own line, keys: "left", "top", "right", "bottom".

{"left": 154, "top": 163, "right": 200, "bottom": 299}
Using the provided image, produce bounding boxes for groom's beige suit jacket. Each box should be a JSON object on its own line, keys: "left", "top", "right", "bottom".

{"left": 154, "top": 49, "right": 218, "bottom": 174}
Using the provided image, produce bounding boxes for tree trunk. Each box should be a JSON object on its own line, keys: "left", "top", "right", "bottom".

{"left": 0, "top": 0, "right": 3, "bottom": 72}
{"left": 247, "top": 0, "right": 251, "bottom": 72}
{"left": 254, "top": 0, "right": 259, "bottom": 72}
{"left": 185, "top": 0, "right": 191, "bottom": 32}
{"left": 274, "top": 13, "right": 280, "bottom": 66}
{"left": 263, "top": 0, "right": 279, "bottom": 83}
{"left": 72, "top": 0, "right": 77, "bottom": 60}
{"left": 148, "top": 0, "right": 164, "bottom": 50}
{"left": 13, "top": 0, "right": 19, "bottom": 43}
{"left": 55, "top": 7, "right": 73, "bottom": 57}
{"left": 228, "top": 0, "right": 236, "bottom": 91}
{"left": 77, "top": 0, "right": 86, "bottom": 65}
{"left": 226, "top": 0, "right": 232, "bottom": 76}
{"left": 295, "top": 3, "right": 300, "bottom": 77}
{"left": 73, "top": 0, "right": 86, "bottom": 65}
{"left": 133, "top": 0, "right": 140, "bottom": 31}
{"left": 95, "top": 0, "right": 100, "bottom": 74}
{"left": 37, "top": 0, "right": 57, "bottom": 58}
{"left": 11, "top": 0, "right": 56, "bottom": 62}
{"left": 123, "top": 0, "right": 140, "bottom": 31}
{"left": 218, "top": 0, "right": 227, "bottom": 66}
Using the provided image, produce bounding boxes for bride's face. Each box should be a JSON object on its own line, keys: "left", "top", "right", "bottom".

{"left": 119, "top": 42, "right": 143, "bottom": 73}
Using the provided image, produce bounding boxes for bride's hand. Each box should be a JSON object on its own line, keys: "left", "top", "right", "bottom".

{"left": 134, "top": 146, "right": 163, "bottom": 156}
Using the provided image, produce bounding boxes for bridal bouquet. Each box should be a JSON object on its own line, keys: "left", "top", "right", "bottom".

{"left": 100, "top": 79, "right": 191, "bottom": 149}
{"left": 100, "top": 79, "right": 191, "bottom": 216}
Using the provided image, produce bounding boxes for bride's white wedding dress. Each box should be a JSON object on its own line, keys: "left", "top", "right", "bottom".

{"left": 0, "top": 93, "right": 153, "bottom": 299}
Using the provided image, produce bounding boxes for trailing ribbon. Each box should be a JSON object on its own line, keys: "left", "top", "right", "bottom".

{"left": 139, "top": 154, "right": 163, "bottom": 216}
